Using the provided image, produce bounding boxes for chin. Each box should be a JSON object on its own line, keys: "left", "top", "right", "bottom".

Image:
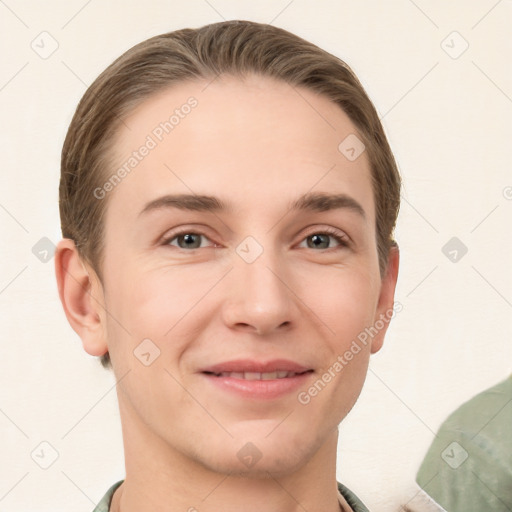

{"left": 202, "top": 453, "right": 311, "bottom": 479}
{"left": 191, "top": 429, "right": 326, "bottom": 479}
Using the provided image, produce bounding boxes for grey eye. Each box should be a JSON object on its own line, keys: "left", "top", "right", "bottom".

{"left": 307, "top": 233, "right": 331, "bottom": 249}
{"left": 170, "top": 233, "right": 205, "bottom": 249}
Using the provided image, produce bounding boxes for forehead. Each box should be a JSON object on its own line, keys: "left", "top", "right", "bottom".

{"left": 106, "top": 74, "right": 374, "bottom": 225}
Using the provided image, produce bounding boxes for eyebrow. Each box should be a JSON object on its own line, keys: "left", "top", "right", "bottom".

{"left": 139, "top": 192, "right": 366, "bottom": 219}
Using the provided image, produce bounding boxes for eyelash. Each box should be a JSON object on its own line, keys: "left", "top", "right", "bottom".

{"left": 161, "top": 227, "right": 350, "bottom": 251}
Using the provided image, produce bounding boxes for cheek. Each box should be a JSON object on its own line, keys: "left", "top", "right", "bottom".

{"left": 104, "top": 263, "right": 219, "bottom": 357}
{"left": 309, "top": 268, "right": 379, "bottom": 346}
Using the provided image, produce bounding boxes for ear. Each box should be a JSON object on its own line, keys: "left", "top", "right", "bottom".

{"left": 370, "top": 244, "right": 400, "bottom": 354}
{"left": 54, "top": 239, "right": 108, "bottom": 357}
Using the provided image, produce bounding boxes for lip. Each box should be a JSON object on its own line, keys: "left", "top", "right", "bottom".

{"left": 199, "top": 359, "right": 314, "bottom": 400}
{"left": 201, "top": 359, "right": 311, "bottom": 374}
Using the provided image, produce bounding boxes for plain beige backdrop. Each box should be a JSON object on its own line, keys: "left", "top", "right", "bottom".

{"left": 1, "top": 1, "right": 511, "bottom": 510}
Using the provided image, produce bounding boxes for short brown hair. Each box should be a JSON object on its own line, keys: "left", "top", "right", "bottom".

{"left": 60, "top": 20, "right": 401, "bottom": 370}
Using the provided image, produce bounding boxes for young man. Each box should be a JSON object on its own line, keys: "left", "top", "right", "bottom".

{"left": 55, "top": 20, "right": 400, "bottom": 512}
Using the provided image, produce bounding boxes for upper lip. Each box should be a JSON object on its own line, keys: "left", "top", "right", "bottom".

{"left": 200, "top": 359, "right": 312, "bottom": 374}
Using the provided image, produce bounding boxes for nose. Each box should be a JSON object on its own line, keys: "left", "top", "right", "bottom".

{"left": 221, "top": 245, "right": 296, "bottom": 336}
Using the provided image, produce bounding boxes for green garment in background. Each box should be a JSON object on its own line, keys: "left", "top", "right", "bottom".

{"left": 416, "top": 374, "right": 512, "bottom": 511}
{"left": 92, "top": 479, "right": 371, "bottom": 512}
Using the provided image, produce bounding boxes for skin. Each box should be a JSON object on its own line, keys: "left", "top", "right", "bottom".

{"left": 55, "top": 74, "right": 399, "bottom": 512}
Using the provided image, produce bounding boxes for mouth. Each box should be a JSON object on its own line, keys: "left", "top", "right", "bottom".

{"left": 199, "top": 359, "right": 314, "bottom": 399}
{"left": 203, "top": 370, "right": 311, "bottom": 380}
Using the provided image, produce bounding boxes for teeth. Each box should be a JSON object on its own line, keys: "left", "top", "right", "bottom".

{"left": 217, "top": 371, "right": 297, "bottom": 380}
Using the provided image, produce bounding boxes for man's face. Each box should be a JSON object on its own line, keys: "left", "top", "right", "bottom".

{"left": 92, "top": 74, "right": 397, "bottom": 476}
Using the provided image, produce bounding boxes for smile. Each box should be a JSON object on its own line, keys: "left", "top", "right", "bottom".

{"left": 200, "top": 360, "right": 314, "bottom": 399}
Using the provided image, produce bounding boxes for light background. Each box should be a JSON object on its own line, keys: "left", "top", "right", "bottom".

{"left": 1, "top": 1, "right": 511, "bottom": 511}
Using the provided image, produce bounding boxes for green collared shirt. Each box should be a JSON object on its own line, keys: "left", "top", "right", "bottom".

{"left": 92, "top": 480, "right": 370, "bottom": 512}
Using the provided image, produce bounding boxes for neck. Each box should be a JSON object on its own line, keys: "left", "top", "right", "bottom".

{"left": 110, "top": 393, "right": 347, "bottom": 512}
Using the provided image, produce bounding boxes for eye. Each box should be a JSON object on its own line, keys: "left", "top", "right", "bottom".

{"left": 161, "top": 228, "right": 349, "bottom": 251}
{"left": 299, "top": 228, "right": 349, "bottom": 250}
{"left": 163, "top": 231, "right": 214, "bottom": 249}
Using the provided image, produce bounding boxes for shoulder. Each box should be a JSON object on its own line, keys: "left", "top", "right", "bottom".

{"left": 421, "top": 375, "right": 512, "bottom": 448}
{"left": 92, "top": 480, "right": 124, "bottom": 512}
{"left": 337, "top": 481, "right": 371, "bottom": 512}
{"left": 441, "top": 375, "right": 512, "bottom": 433}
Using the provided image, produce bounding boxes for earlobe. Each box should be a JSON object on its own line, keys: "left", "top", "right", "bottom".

{"left": 54, "top": 239, "right": 108, "bottom": 357}
{"left": 370, "top": 244, "right": 400, "bottom": 354}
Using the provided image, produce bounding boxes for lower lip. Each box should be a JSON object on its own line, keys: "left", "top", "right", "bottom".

{"left": 201, "top": 372, "right": 313, "bottom": 400}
